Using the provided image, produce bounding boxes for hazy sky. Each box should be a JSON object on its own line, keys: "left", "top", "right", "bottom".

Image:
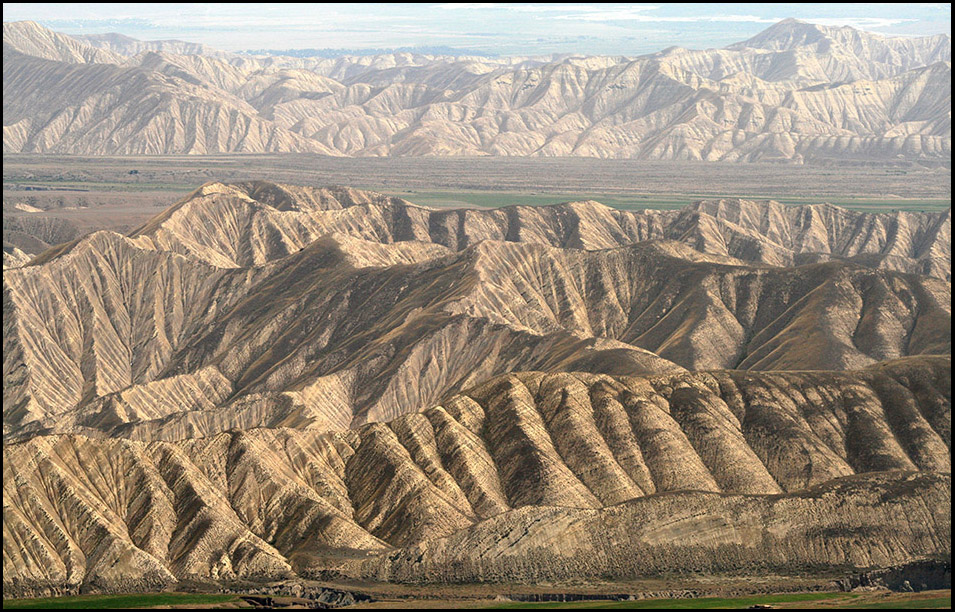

{"left": 5, "top": 3, "right": 951, "bottom": 55}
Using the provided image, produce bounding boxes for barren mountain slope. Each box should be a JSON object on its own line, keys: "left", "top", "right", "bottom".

{"left": 733, "top": 18, "right": 951, "bottom": 79}
{"left": 2, "top": 21, "right": 122, "bottom": 64}
{"left": 2, "top": 247, "right": 30, "bottom": 269}
{"left": 2, "top": 49, "right": 334, "bottom": 155}
{"left": 3, "top": 356, "right": 950, "bottom": 594}
{"left": 130, "top": 182, "right": 953, "bottom": 278}
{"left": 4, "top": 191, "right": 949, "bottom": 442}
{"left": 5, "top": 228, "right": 684, "bottom": 441}
{"left": 3, "top": 20, "right": 950, "bottom": 159}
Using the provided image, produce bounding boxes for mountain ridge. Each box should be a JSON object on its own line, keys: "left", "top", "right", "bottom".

{"left": 3, "top": 355, "right": 950, "bottom": 594}
{"left": 117, "top": 181, "right": 954, "bottom": 279}
{"left": 3, "top": 183, "right": 950, "bottom": 443}
{"left": 3, "top": 20, "right": 950, "bottom": 160}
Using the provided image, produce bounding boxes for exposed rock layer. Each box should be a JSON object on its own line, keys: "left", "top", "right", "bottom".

{"left": 3, "top": 357, "right": 950, "bottom": 594}
{"left": 3, "top": 20, "right": 950, "bottom": 160}
{"left": 3, "top": 184, "right": 950, "bottom": 441}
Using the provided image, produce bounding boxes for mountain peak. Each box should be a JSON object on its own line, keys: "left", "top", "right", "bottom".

{"left": 731, "top": 18, "right": 830, "bottom": 51}
{"left": 3, "top": 19, "right": 950, "bottom": 160}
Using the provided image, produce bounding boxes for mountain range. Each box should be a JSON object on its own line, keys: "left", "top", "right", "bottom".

{"left": 4, "top": 358, "right": 950, "bottom": 594}
{"left": 4, "top": 182, "right": 950, "bottom": 445}
{"left": 3, "top": 19, "right": 951, "bottom": 160}
{"left": 2, "top": 179, "right": 951, "bottom": 595}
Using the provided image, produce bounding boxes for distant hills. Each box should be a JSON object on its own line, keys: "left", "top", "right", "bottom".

{"left": 3, "top": 19, "right": 950, "bottom": 160}
{"left": 242, "top": 45, "right": 499, "bottom": 59}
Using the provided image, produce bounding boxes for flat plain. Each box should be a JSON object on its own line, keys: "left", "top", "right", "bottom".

{"left": 4, "top": 157, "right": 950, "bottom": 249}
{"left": 5, "top": 155, "right": 951, "bottom": 209}
{"left": 2, "top": 590, "right": 951, "bottom": 609}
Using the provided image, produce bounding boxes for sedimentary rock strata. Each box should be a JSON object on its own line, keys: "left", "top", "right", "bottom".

{"left": 3, "top": 358, "right": 950, "bottom": 594}
{"left": 4, "top": 20, "right": 950, "bottom": 160}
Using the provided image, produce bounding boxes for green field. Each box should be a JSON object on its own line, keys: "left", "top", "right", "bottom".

{"left": 840, "top": 596, "right": 952, "bottom": 609}
{"left": 7, "top": 180, "right": 948, "bottom": 212}
{"left": 2, "top": 592, "right": 239, "bottom": 609}
{"left": 376, "top": 189, "right": 951, "bottom": 213}
{"left": 489, "top": 592, "right": 853, "bottom": 609}
{"left": 488, "top": 591, "right": 952, "bottom": 609}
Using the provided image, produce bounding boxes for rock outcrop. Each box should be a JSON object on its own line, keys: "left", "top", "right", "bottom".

{"left": 4, "top": 184, "right": 950, "bottom": 442}
{"left": 3, "top": 357, "right": 950, "bottom": 594}
{"left": 3, "top": 20, "right": 950, "bottom": 160}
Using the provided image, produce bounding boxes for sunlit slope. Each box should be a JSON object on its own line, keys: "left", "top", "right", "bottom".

{"left": 3, "top": 20, "right": 950, "bottom": 159}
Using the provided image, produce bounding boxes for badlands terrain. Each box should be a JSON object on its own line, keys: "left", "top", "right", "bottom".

{"left": 3, "top": 182, "right": 951, "bottom": 442}
{"left": 2, "top": 18, "right": 951, "bottom": 160}
{"left": 1, "top": 11, "right": 952, "bottom": 603}
{"left": 2, "top": 181, "right": 951, "bottom": 597}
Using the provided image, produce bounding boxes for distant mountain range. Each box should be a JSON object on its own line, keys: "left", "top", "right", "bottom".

{"left": 242, "top": 46, "right": 499, "bottom": 59}
{"left": 3, "top": 19, "right": 950, "bottom": 160}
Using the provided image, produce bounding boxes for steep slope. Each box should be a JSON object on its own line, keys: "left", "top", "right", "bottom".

{"left": 2, "top": 232, "right": 250, "bottom": 437}
{"left": 128, "top": 182, "right": 952, "bottom": 279}
{"left": 2, "top": 49, "right": 333, "bottom": 155}
{"left": 2, "top": 21, "right": 122, "bottom": 64}
{"left": 4, "top": 187, "right": 949, "bottom": 442}
{"left": 3, "top": 20, "right": 949, "bottom": 160}
{"left": 3, "top": 356, "right": 950, "bottom": 594}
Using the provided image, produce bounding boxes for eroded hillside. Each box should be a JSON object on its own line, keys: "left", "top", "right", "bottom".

{"left": 3, "top": 19, "right": 950, "bottom": 160}
{"left": 1, "top": 175, "right": 950, "bottom": 595}
{"left": 3, "top": 357, "right": 950, "bottom": 594}
{"left": 3, "top": 183, "right": 950, "bottom": 442}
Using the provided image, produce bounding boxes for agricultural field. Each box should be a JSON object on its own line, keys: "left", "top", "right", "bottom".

{"left": 3, "top": 589, "right": 949, "bottom": 609}
{"left": 1, "top": 592, "right": 240, "bottom": 609}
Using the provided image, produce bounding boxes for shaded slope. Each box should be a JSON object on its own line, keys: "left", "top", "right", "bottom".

{"left": 3, "top": 356, "right": 950, "bottom": 594}
{"left": 3, "top": 183, "right": 950, "bottom": 441}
